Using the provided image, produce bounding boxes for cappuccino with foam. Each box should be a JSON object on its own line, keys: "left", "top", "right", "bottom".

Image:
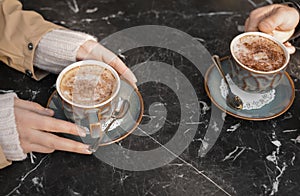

{"left": 59, "top": 64, "right": 117, "bottom": 106}
{"left": 232, "top": 34, "right": 286, "bottom": 72}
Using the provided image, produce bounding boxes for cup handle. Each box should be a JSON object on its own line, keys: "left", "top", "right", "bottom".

{"left": 89, "top": 122, "right": 103, "bottom": 139}
{"left": 87, "top": 110, "right": 103, "bottom": 138}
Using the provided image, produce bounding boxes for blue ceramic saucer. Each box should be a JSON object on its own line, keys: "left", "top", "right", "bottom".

{"left": 47, "top": 80, "right": 144, "bottom": 146}
{"left": 204, "top": 56, "right": 295, "bottom": 120}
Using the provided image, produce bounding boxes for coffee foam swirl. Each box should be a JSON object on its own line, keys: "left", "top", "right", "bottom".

{"left": 60, "top": 64, "right": 117, "bottom": 106}
{"left": 232, "top": 35, "right": 286, "bottom": 72}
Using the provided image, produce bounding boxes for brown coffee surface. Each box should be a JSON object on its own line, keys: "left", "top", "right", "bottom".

{"left": 232, "top": 35, "right": 286, "bottom": 71}
{"left": 60, "top": 64, "right": 117, "bottom": 106}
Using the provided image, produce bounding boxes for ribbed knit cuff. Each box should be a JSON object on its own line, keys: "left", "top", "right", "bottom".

{"left": 33, "top": 29, "right": 98, "bottom": 74}
{"left": 0, "top": 93, "right": 27, "bottom": 161}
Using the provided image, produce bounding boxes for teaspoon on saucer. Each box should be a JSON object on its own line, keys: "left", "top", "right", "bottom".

{"left": 89, "top": 98, "right": 130, "bottom": 152}
{"left": 211, "top": 55, "right": 243, "bottom": 110}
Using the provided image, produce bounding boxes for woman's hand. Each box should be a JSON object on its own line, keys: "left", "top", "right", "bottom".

{"left": 245, "top": 4, "right": 299, "bottom": 54}
{"left": 76, "top": 40, "right": 137, "bottom": 89}
{"left": 14, "top": 98, "right": 91, "bottom": 155}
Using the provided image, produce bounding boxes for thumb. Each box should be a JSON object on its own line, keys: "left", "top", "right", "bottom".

{"left": 258, "top": 14, "right": 287, "bottom": 33}
{"left": 258, "top": 6, "right": 298, "bottom": 33}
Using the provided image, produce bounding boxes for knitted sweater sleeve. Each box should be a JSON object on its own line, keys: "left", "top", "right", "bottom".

{"left": 0, "top": 93, "right": 27, "bottom": 168}
{"left": 33, "top": 29, "right": 97, "bottom": 74}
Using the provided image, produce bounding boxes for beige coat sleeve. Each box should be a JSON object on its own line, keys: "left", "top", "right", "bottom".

{"left": 0, "top": 146, "right": 11, "bottom": 169}
{"left": 0, "top": 0, "right": 64, "bottom": 81}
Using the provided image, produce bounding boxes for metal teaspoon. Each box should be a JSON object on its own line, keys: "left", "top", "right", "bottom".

{"left": 211, "top": 55, "right": 243, "bottom": 110}
{"left": 89, "top": 98, "right": 130, "bottom": 152}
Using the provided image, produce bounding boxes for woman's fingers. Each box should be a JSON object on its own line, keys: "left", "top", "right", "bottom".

{"left": 244, "top": 4, "right": 298, "bottom": 54}
{"left": 109, "top": 57, "right": 138, "bottom": 89}
{"left": 28, "top": 130, "right": 91, "bottom": 154}
{"left": 284, "top": 42, "right": 296, "bottom": 54}
{"left": 21, "top": 130, "right": 91, "bottom": 154}
{"left": 33, "top": 115, "right": 87, "bottom": 137}
{"left": 90, "top": 43, "right": 138, "bottom": 87}
{"left": 21, "top": 142, "right": 55, "bottom": 154}
{"left": 245, "top": 4, "right": 299, "bottom": 33}
{"left": 15, "top": 104, "right": 92, "bottom": 154}
{"left": 14, "top": 98, "right": 54, "bottom": 116}
{"left": 272, "top": 29, "right": 295, "bottom": 43}
{"left": 77, "top": 40, "right": 137, "bottom": 88}
{"left": 245, "top": 5, "right": 274, "bottom": 32}
{"left": 15, "top": 106, "right": 86, "bottom": 137}
{"left": 13, "top": 94, "right": 94, "bottom": 154}
{"left": 258, "top": 7, "right": 298, "bottom": 33}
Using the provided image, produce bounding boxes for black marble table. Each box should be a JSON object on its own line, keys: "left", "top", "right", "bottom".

{"left": 1, "top": 0, "right": 300, "bottom": 195}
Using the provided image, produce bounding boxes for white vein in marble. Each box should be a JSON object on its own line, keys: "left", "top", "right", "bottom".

{"left": 6, "top": 156, "right": 49, "bottom": 196}
{"left": 226, "top": 123, "right": 241, "bottom": 132}
{"left": 67, "top": 0, "right": 79, "bottom": 13}
{"left": 138, "top": 127, "right": 232, "bottom": 196}
{"left": 86, "top": 7, "right": 98, "bottom": 14}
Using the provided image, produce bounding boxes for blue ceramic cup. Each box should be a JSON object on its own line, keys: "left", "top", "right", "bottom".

{"left": 230, "top": 32, "right": 290, "bottom": 93}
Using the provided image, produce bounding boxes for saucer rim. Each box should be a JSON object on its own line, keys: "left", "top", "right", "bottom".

{"left": 204, "top": 56, "right": 295, "bottom": 121}
{"left": 46, "top": 81, "right": 144, "bottom": 146}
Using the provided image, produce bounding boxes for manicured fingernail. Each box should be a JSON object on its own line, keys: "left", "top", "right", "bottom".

{"left": 44, "top": 108, "right": 54, "bottom": 115}
{"left": 133, "top": 83, "right": 138, "bottom": 90}
{"left": 84, "top": 145, "right": 93, "bottom": 154}
{"left": 121, "top": 69, "right": 137, "bottom": 83}
{"left": 286, "top": 42, "right": 292, "bottom": 46}
{"left": 120, "top": 70, "right": 138, "bottom": 90}
{"left": 77, "top": 126, "right": 88, "bottom": 137}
